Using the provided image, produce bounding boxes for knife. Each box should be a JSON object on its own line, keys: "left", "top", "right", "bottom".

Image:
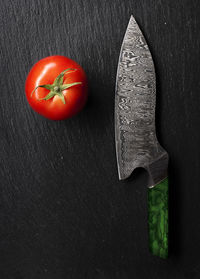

{"left": 115, "top": 15, "right": 169, "bottom": 258}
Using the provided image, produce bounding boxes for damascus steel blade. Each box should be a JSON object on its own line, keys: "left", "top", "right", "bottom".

{"left": 115, "top": 16, "right": 168, "bottom": 187}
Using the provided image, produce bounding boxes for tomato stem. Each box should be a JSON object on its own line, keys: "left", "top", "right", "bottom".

{"left": 31, "top": 69, "right": 82, "bottom": 104}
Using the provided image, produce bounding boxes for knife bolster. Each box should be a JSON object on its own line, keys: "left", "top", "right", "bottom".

{"left": 145, "top": 152, "right": 169, "bottom": 188}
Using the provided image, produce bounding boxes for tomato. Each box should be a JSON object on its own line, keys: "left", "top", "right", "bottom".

{"left": 25, "top": 55, "right": 88, "bottom": 120}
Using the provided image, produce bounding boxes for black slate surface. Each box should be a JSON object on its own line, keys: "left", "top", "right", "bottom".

{"left": 1, "top": 0, "right": 200, "bottom": 278}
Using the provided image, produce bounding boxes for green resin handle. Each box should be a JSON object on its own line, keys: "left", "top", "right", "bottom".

{"left": 148, "top": 177, "right": 168, "bottom": 258}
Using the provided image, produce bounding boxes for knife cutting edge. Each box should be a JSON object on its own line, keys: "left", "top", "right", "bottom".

{"left": 115, "top": 15, "right": 169, "bottom": 258}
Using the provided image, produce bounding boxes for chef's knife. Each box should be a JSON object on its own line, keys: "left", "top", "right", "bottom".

{"left": 115, "top": 15, "right": 169, "bottom": 258}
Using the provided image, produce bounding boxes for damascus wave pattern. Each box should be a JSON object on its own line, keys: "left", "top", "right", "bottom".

{"left": 115, "top": 16, "right": 168, "bottom": 187}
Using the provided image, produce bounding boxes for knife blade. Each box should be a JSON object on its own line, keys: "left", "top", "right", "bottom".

{"left": 115, "top": 15, "right": 169, "bottom": 258}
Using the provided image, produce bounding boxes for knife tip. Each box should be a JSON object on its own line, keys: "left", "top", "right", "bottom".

{"left": 128, "top": 15, "right": 137, "bottom": 28}
{"left": 130, "top": 14, "right": 136, "bottom": 22}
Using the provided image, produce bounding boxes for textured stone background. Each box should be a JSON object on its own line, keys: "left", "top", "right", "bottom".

{"left": 0, "top": 0, "right": 200, "bottom": 278}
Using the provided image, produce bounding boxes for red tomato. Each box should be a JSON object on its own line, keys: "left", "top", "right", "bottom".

{"left": 25, "top": 55, "right": 88, "bottom": 120}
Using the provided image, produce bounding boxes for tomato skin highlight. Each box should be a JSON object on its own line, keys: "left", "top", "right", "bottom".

{"left": 25, "top": 55, "right": 88, "bottom": 120}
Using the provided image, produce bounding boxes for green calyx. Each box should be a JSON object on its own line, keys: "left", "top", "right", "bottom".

{"left": 31, "top": 68, "right": 82, "bottom": 104}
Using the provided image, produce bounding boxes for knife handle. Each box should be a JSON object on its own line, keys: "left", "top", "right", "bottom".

{"left": 148, "top": 177, "right": 168, "bottom": 258}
